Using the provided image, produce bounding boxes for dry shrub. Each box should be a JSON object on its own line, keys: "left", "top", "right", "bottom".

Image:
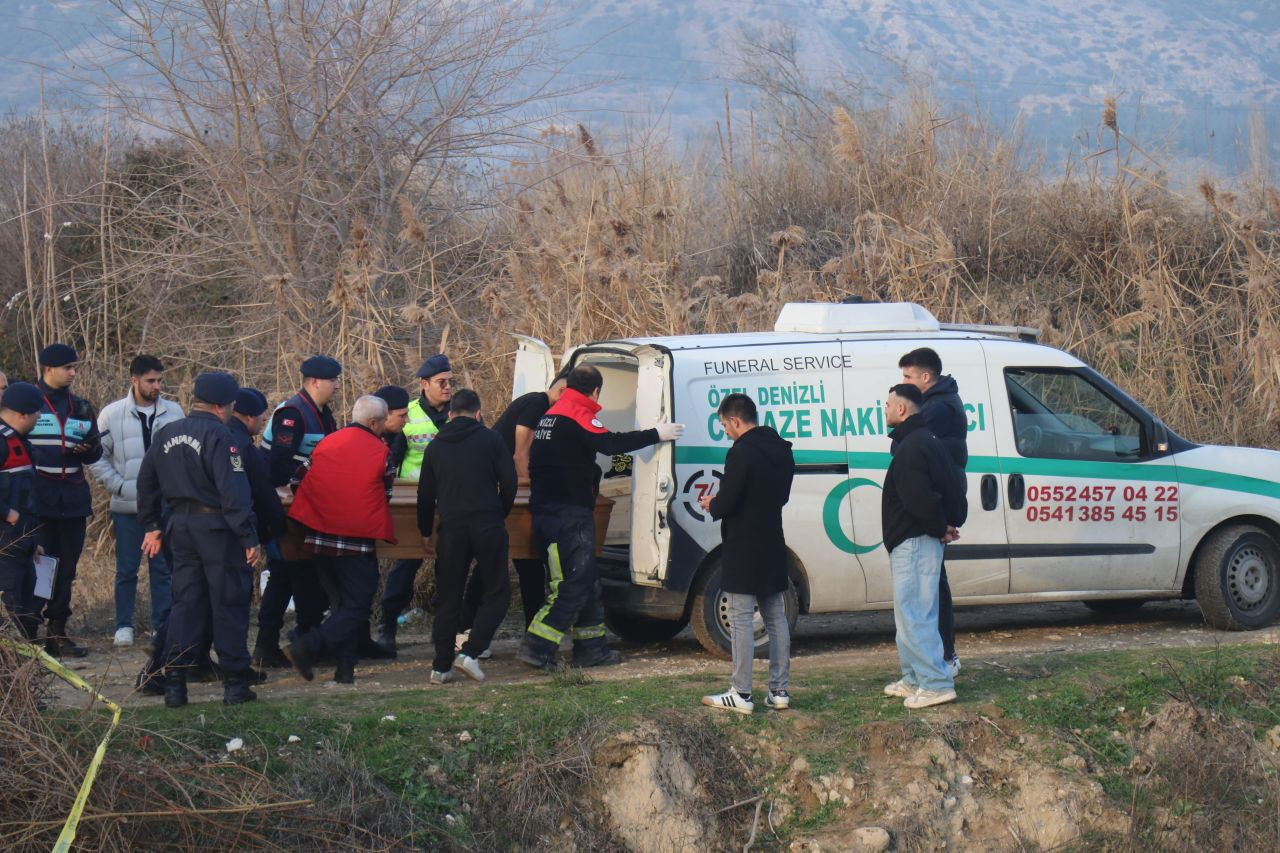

{"left": 0, "top": 641, "right": 414, "bottom": 850}
{"left": 469, "top": 713, "right": 754, "bottom": 852}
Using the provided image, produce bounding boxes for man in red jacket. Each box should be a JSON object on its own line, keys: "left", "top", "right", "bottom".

{"left": 284, "top": 395, "right": 396, "bottom": 685}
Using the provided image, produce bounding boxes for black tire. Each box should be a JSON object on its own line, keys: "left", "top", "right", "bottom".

{"left": 689, "top": 558, "right": 799, "bottom": 660}
{"left": 1082, "top": 599, "right": 1147, "bottom": 614}
{"left": 1194, "top": 524, "right": 1280, "bottom": 630}
{"left": 604, "top": 612, "right": 688, "bottom": 643}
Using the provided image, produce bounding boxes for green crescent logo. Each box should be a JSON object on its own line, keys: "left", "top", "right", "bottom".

{"left": 823, "top": 477, "right": 883, "bottom": 554}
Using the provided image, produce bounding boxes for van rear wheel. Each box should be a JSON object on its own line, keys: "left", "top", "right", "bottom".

{"left": 604, "top": 612, "right": 687, "bottom": 643}
{"left": 689, "top": 558, "right": 799, "bottom": 660}
{"left": 1194, "top": 524, "right": 1280, "bottom": 630}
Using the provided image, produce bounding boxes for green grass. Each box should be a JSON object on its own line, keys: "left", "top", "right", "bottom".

{"left": 81, "top": 643, "right": 1280, "bottom": 845}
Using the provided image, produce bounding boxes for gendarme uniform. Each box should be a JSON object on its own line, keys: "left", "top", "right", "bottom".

{"left": 0, "top": 383, "right": 45, "bottom": 639}
{"left": 136, "top": 372, "right": 259, "bottom": 707}
{"left": 28, "top": 343, "right": 101, "bottom": 657}
{"left": 254, "top": 355, "right": 341, "bottom": 667}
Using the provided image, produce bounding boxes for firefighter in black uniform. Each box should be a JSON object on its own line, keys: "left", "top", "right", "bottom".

{"left": 253, "top": 355, "right": 340, "bottom": 667}
{"left": 137, "top": 372, "right": 261, "bottom": 707}
{"left": 518, "top": 364, "right": 684, "bottom": 669}
{"left": 0, "top": 383, "right": 45, "bottom": 639}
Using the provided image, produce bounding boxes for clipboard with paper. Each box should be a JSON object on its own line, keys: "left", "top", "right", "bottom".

{"left": 34, "top": 554, "right": 58, "bottom": 601}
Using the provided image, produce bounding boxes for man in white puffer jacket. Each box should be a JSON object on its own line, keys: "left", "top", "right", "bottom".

{"left": 90, "top": 355, "right": 184, "bottom": 646}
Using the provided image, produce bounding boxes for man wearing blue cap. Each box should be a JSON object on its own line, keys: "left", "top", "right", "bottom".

{"left": 0, "top": 382, "right": 46, "bottom": 638}
{"left": 253, "top": 355, "right": 340, "bottom": 668}
{"left": 375, "top": 354, "right": 452, "bottom": 653}
{"left": 29, "top": 343, "right": 102, "bottom": 658}
{"left": 137, "top": 371, "right": 261, "bottom": 707}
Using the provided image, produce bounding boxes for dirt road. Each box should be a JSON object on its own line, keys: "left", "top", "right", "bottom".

{"left": 47, "top": 599, "right": 1279, "bottom": 707}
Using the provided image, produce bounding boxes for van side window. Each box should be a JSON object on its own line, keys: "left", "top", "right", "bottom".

{"left": 1005, "top": 368, "right": 1146, "bottom": 461}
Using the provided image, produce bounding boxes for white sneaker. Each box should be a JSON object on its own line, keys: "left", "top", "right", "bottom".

{"left": 883, "top": 679, "right": 916, "bottom": 698}
{"left": 765, "top": 690, "right": 790, "bottom": 710}
{"left": 430, "top": 669, "right": 458, "bottom": 685}
{"left": 114, "top": 627, "right": 134, "bottom": 647}
{"left": 702, "top": 689, "right": 753, "bottom": 715}
{"left": 946, "top": 657, "right": 961, "bottom": 678}
{"left": 904, "top": 688, "right": 957, "bottom": 709}
{"left": 455, "top": 654, "right": 485, "bottom": 683}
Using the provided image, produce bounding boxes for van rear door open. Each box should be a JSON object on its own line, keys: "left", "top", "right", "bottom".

{"left": 629, "top": 346, "right": 675, "bottom": 585}
{"left": 511, "top": 335, "right": 555, "bottom": 399}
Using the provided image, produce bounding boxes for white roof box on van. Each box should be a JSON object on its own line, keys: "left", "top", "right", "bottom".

{"left": 774, "top": 301, "right": 940, "bottom": 334}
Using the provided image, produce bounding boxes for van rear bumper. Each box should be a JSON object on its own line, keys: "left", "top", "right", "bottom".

{"left": 598, "top": 547, "right": 687, "bottom": 621}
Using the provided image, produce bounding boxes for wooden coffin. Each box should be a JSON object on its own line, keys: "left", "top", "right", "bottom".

{"left": 278, "top": 481, "right": 614, "bottom": 560}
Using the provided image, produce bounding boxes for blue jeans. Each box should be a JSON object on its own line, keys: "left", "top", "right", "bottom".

{"left": 890, "top": 535, "right": 952, "bottom": 692}
{"left": 112, "top": 511, "right": 172, "bottom": 632}
{"left": 728, "top": 591, "right": 790, "bottom": 696}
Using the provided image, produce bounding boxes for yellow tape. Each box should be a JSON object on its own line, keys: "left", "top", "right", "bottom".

{"left": 6, "top": 640, "right": 122, "bottom": 853}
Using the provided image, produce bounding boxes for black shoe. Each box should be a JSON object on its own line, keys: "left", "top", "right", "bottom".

{"left": 223, "top": 670, "right": 258, "bottom": 705}
{"left": 516, "top": 636, "right": 561, "bottom": 670}
{"left": 376, "top": 620, "right": 397, "bottom": 655}
{"left": 45, "top": 621, "right": 88, "bottom": 659}
{"left": 334, "top": 660, "right": 356, "bottom": 684}
{"left": 358, "top": 634, "right": 396, "bottom": 660}
{"left": 283, "top": 642, "right": 314, "bottom": 681}
{"left": 246, "top": 666, "right": 269, "bottom": 685}
{"left": 572, "top": 645, "right": 622, "bottom": 668}
{"left": 253, "top": 642, "right": 290, "bottom": 669}
{"left": 164, "top": 669, "right": 188, "bottom": 708}
{"left": 136, "top": 666, "right": 165, "bottom": 697}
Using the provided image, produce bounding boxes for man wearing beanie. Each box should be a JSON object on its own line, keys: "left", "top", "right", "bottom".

{"left": 254, "top": 355, "right": 340, "bottom": 668}
{"left": 0, "top": 383, "right": 46, "bottom": 638}
{"left": 89, "top": 355, "right": 183, "bottom": 649}
{"left": 137, "top": 372, "right": 261, "bottom": 708}
{"left": 28, "top": 343, "right": 102, "bottom": 657}
{"left": 376, "top": 355, "right": 452, "bottom": 653}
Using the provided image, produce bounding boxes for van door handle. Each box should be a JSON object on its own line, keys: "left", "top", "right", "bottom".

{"left": 1008, "top": 474, "right": 1025, "bottom": 510}
{"left": 980, "top": 474, "right": 998, "bottom": 511}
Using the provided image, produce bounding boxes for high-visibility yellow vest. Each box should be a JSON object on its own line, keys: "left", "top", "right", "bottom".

{"left": 399, "top": 397, "right": 441, "bottom": 481}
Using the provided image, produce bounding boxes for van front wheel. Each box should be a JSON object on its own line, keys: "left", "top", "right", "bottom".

{"left": 689, "top": 559, "right": 799, "bottom": 660}
{"left": 1194, "top": 524, "right": 1280, "bottom": 630}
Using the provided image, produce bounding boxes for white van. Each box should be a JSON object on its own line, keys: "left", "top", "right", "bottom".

{"left": 512, "top": 302, "right": 1280, "bottom": 658}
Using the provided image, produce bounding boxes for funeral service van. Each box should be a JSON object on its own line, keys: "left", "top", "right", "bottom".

{"left": 511, "top": 302, "right": 1280, "bottom": 657}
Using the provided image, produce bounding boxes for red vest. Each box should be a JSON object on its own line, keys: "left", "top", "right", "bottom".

{"left": 288, "top": 426, "right": 396, "bottom": 543}
{"left": 545, "top": 388, "right": 607, "bottom": 433}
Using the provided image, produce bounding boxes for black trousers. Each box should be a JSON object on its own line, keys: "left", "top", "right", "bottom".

{"left": 164, "top": 515, "right": 253, "bottom": 672}
{"left": 459, "top": 557, "right": 544, "bottom": 632}
{"left": 36, "top": 516, "right": 86, "bottom": 623}
{"left": 380, "top": 558, "right": 422, "bottom": 621}
{"left": 257, "top": 555, "right": 328, "bottom": 637}
{"left": 432, "top": 520, "right": 509, "bottom": 672}
{"left": 525, "top": 505, "right": 605, "bottom": 654}
{"left": 305, "top": 552, "right": 379, "bottom": 667}
{"left": 0, "top": 525, "right": 38, "bottom": 639}
{"left": 939, "top": 563, "right": 956, "bottom": 662}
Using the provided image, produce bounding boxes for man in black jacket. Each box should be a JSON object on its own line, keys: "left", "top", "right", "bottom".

{"left": 881, "top": 384, "right": 966, "bottom": 710}
{"left": 518, "top": 364, "right": 684, "bottom": 669}
{"left": 417, "top": 389, "right": 517, "bottom": 684}
{"left": 898, "top": 347, "right": 966, "bottom": 676}
{"left": 698, "top": 394, "right": 795, "bottom": 715}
